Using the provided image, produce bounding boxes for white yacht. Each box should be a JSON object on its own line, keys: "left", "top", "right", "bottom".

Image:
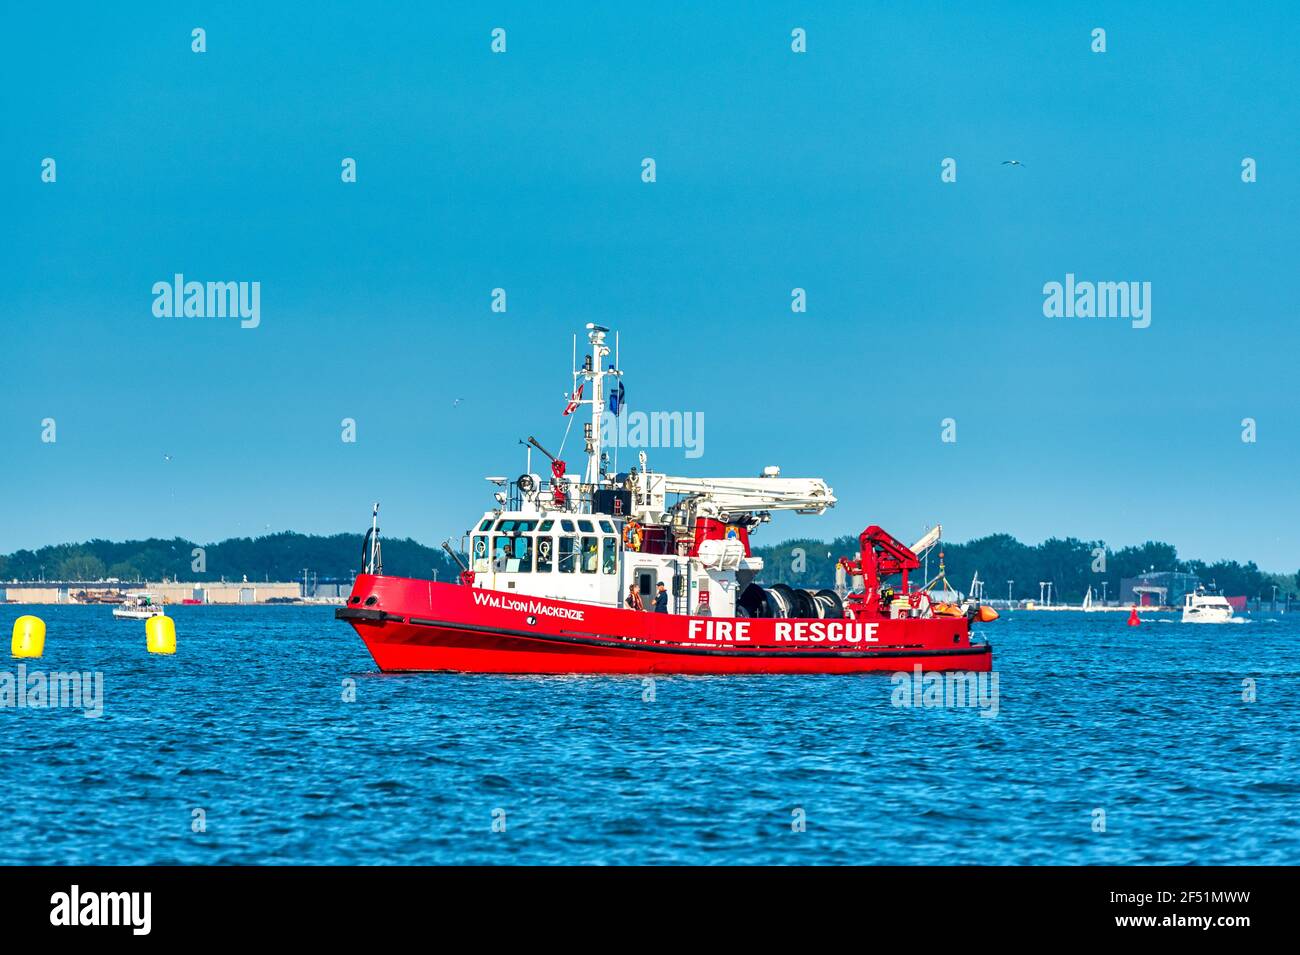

{"left": 112, "top": 593, "right": 165, "bottom": 620}
{"left": 1181, "top": 588, "right": 1234, "bottom": 624}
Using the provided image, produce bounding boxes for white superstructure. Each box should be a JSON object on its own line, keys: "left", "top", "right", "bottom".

{"left": 1181, "top": 588, "right": 1234, "bottom": 624}
{"left": 459, "top": 324, "right": 837, "bottom": 617}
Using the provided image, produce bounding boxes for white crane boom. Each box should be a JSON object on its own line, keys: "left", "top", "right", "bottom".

{"left": 661, "top": 475, "right": 836, "bottom": 515}
{"left": 628, "top": 466, "right": 835, "bottom": 526}
{"left": 910, "top": 524, "right": 942, "bottom": 556}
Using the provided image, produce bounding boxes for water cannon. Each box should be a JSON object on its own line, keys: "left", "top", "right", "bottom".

{"left": 527, "top": 436, "right": 568, "bottom": 507}
{"left": 442, "top": 539, "right": 475, "bottom": 587}
{"left": 525, "top": 436, "right": 556, "bottom": 463}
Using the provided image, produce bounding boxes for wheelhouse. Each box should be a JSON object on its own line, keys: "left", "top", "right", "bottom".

{"left": 465, "top": 505, "right": 750, "bottom": 616}
{"left": 471, "top": 515, "right": 620, "bottom": 577}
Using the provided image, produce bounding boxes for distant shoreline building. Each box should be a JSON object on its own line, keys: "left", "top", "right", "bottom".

{"left": 1119, "top": 571, "right": 1201, "bottom": 608}
{"left": 0, "top": 580, "right": 304, "bottom": 605}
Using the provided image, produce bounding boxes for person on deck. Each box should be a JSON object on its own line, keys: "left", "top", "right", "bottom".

{"left": 654, "top": 582, "right": 669, "bottom": 614}
{"left": 626, "top": 586, "right": 645, "bottom": 612}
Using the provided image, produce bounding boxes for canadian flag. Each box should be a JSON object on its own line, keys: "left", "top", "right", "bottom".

{"left": 563, "top": 383, "right": 584, "bottom": 416}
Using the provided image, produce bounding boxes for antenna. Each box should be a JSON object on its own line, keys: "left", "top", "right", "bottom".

{"left": 613, "top": 330, "right": 620, "bottom": 477}
{"left": 518, "top": 438, "right": 533, "bottom": 478}
{"left": 364, "top": 502, "right": 382, "bottom": 575}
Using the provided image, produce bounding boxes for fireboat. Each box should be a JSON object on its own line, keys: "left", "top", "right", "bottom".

{"left": 337, "top": 324, "right": 996, "bottom": 674}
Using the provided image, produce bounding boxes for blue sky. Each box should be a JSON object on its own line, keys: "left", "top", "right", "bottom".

{"left": 3, "top": 3, "right": 1298, "bottom": 569}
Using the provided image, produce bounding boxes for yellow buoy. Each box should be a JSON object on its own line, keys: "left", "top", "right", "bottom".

{"left": 11, "top": 615, "right": 46, "bottom": 658}
{"left": 146, "top": 614, "right": 176, "bottom": 655}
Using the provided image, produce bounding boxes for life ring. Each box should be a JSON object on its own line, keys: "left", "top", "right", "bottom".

{"left": 622, "top": 520, "right": 643, "bottom": 552}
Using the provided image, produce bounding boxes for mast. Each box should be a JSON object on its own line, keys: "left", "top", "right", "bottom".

{"left": 583, "top": 323, "right": 611, "bottom": 486}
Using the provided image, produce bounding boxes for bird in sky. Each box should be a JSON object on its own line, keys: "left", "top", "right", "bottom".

{"left": 452, "top": 398, "right": 465, "bottom": 407}
{"left": 1002, "top": 160, "right": 1024, "bottom": 167}
{"left": 163, "top": 452, "right": 173, "bottom": 462}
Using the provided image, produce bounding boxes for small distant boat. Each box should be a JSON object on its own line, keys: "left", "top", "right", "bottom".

{"left": 1082, "top": 586, "right": 1096, "bottom": 612}
{"left": 72, "top": 589, "right": 128, "bottom": 605}
{"left": 1181, "top": 588, "right": 1234, "bottom": 624}
{"left": 112, "top": 593, "right": 165, "bottom": 620}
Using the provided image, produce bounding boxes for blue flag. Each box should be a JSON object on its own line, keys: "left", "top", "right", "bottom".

{"left": 609, "top": 378, "right": 625, "bottom": 416}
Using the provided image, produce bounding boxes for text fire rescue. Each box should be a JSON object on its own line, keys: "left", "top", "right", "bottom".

{"left": 688, "top": 620, "right": 880, "bottom": 643}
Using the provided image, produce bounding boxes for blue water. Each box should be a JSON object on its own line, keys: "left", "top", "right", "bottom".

{"left": 1, "top": 605, "right": 1296, "bottom": 865}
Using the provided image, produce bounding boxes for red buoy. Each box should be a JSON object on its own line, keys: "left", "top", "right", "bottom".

{"left": 1127, "top": 605, "right": 1141, "bottom": 627}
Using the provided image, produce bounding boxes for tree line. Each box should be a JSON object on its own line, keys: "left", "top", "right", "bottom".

{"left": 750, "top": 533, "right": 1297, "bottom": 602}
{"left": 0, "top": 532, "right": 460, "bottom": 584}
{"left": 2, "top": 531, "right": 1294, "bottom": 602}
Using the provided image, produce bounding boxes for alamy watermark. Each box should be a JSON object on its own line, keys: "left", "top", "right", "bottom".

{"left": 890, "top": 665, "right": 999, "bottom": 718}
{"left": 152, "top": 274, "right": 260, "bottom": 329}
{"left": 1042, "top": 273, "right": 1150, "bottom": 329}
{"left": 1, "top": 665, "right": 104, "bottom": 718}
{"left": 601, "top": 408, "right": 704, "bottom": 459}
{"left": 50, "top": 885, "right": 151, "bottom": 935}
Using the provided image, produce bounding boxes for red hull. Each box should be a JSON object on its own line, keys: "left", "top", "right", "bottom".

{"left": 338, "top": 575, "right": 993, "bottom": 675}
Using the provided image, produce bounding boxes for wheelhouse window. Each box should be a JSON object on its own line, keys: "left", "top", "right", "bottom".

{"left": 601, "top": 537, "right": 617, "bottom": 574}
{"left": 512, "top": 535, "right": 533, "bottom": 572}
{"left": 492, "top": 534, "right": 533, "bottom": 573}
{"left": 580, "top": 536, "right": 599, "bottom": 573}
{"left": 599, "top": 520, "right": 615, "bottom": 534}
{"left": 492, "top": 536, "right": 509, "bottom": 569}
{"left": 558, "top": 536, "right": 577, "bottom": 573}
{"left": 490, "top": 520, "right": 536, "bottom": 572}
{"left": 497, "top": 519, "right": 536, "bottom": 534}
{"left": 536, "top": 534, "right": 554, "bottom": 572}
{"left": 578, "top": 519, "right": 595, "bottom": 533}
{"left": 478, "top": 519, "right": 493, "bottom": 532}
{"left": 471, "top": 535, "right": 489, "bottom": 570}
